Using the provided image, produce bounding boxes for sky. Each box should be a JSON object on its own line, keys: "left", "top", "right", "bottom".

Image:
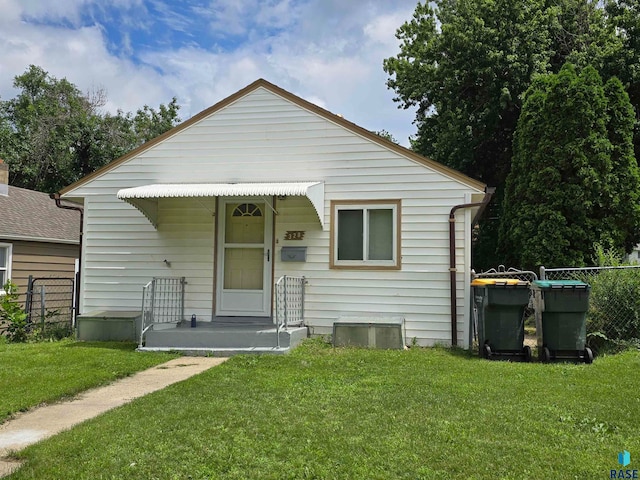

{"left": 0, "top": 0, "right": 420, "bottom": 146}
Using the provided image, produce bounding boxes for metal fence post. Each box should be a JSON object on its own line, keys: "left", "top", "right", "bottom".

{"left": 40, "top": 285, "right": 46, "bottom": 331}
{"left": 25, "top": 275, "right": 33, "bottom": 324}
{"left": 539, "top": 266, "right": 546, "bottom": 281}
{"left": 73, "top": 270, "right": 80, "bottom": 325}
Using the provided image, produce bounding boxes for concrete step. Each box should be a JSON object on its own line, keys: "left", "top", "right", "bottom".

{"left": 137, "top": 346, "right": 294, "bottom": 356}
{"left": 143, "top": 324, "right": 307, "bottom": 353}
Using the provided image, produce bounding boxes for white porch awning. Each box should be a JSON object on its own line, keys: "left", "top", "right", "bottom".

{"left": 117, "top": 182, "right": 325, "bottom": 228}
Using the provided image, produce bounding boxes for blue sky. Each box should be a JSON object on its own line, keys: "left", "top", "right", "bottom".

{"left": 0, "top": 0, "right": 419, "bottom": 146}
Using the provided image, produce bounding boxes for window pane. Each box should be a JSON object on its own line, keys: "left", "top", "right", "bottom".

{"left": 337, "top": 210, "right": 363, "bottom": 260}
{"left": 224, "top": 248, "right": 263, "bottom": 290}
{"left": 368, "top": 209, "right": 393, "bottom": 260}
{"left": 0, "top": 246, "right": 5, "bottom": 286}
{"left": 225, "top": 204, "right": 264, "bottom": 244}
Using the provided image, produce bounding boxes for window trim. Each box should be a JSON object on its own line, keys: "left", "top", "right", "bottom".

{"left": 0, "top": 243, "right": 12, "bottom": 294}
{"left": 330, "top": 200, "right": 401, "bottom": 270}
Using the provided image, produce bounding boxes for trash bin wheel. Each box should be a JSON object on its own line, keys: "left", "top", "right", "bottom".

{"left": 584, "top": 347, "right": 593, "bottom": 364}
{"left": 482, "top": 343, "right": 492, "bottom": 359}
{"left": 522, "top": 345, "right": 532, "bottom": 363}
{"left": 541, "top": 347, "right": 551, "bottom": 363}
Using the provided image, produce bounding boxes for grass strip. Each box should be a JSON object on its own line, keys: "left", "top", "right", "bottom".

{"left": 0, "top": 339, "right": 177, "bottom": 423}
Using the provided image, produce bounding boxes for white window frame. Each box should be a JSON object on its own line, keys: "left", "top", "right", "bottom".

{"left": 330, "top": 200, "right": 401, "bottom": 270}
{"left": 0, "top": 243, "right": 12, "bottom": 294}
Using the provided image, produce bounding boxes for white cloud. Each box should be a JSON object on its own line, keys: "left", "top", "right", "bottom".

{"left": 200, "top": 0, "right": 299, "bottom": 38}
{"left": 17, "top": 0, "right": 91, "bottom": 23}
{"left": 16, "top": 0, "right": 144, "bottom": 25}
{"left": 0, "top": 0, "right": 418, "bottom": 145}
{"left": 363, "top": 10, "right": 414, "bottom": 50}
{"left": 254, "top": 0, "right": 298, "bottom": 30}
{"left": 148, "top": 0, "right": 192, "bottom": 33}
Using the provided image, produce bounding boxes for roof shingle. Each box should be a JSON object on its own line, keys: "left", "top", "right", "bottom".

{"left": 0, "top": 186, "right": 80, "bottom": 244}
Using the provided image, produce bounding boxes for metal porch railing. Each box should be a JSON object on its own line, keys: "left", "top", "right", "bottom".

{"left": 139, "top": 277, "right": 185, "bottom": 348}
{"left": 274, "top": 275, "right": 306, "bottom": 349}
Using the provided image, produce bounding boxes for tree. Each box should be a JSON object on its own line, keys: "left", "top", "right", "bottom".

{"left": 383, "top": 0, "right": 634, "bottom": 269}
{"left": 600, "top": 76, "right": 640, "bottom": 252}
{"left": 498, "top": 64, "right": 640, "bottom": 270}
{"left": 374, "top": 129, "right": 400, "bottom": 145}
{"left": 0, "top": 66, "right": 98, "bottom": 192}
{"left": 603, "top": 0, "right": 640, "bottom": 161}
{"left": 0, "top": 65, "right": 181, "bottom": 192}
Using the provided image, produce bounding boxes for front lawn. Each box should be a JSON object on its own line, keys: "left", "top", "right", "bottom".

{"left": 8, "top": 340, "right": 640, "bottom": 479}
{"left": 0, "top": 339, "right": 177, "bottom": 422}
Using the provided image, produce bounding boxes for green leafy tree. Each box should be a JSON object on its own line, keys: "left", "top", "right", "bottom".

{"left": 374, "top": 129, "right": 400, "bottom": 145}
{"left": 131, "top": 99, "right": 181, "bottom": 145}
{"left": 0, "top": 65, "right": 181, "bottom": 192}
{"left": 384, "top": 0, "right": 635, "bottom": 269}
{"left": 603, "top": 0, "right": 640, "bottom": 161}
{"left": 600, "top": 77, "right": 640, "bottom": 252}
{"left": 499, "top": 64, "right": 640, "bottom": 270}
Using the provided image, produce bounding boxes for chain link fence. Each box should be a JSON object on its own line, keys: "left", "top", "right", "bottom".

{"left": 472, "top": 265, "right": 640, "bottom": 346}
{"left": 540, "top": 266, "right": 640, "bottom": 345}
{"left": 25, "top": 276, "right": 75, "bottom": 339}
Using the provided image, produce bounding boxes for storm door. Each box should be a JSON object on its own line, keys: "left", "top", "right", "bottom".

{"left": 216, "top": 199, "right": 272, "bottom": 316}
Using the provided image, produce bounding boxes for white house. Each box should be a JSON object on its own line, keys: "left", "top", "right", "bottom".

{"left": 59, "top": 79, "right": 489, "bottom": 353}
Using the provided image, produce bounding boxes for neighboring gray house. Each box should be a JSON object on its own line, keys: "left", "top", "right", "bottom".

{"left": 0, "top": 160, "right": 80, "bottom": 304}
{"left": 59, "top": 79, "right": 489, "bottom": 353}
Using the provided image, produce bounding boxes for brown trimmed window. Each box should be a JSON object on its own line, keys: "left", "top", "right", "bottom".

{"left": 330, "top": 200, "right": 400, "bottom": 269}
{"left": 0, "top": 243, "right": 11, "bottom": 292}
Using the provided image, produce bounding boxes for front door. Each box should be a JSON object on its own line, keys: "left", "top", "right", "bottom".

{"left": 216, "top": 199, "right": 273, "bottom": 316}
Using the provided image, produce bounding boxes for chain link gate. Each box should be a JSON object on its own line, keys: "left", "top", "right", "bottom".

{"left": 25, "top": 276, "right": 75, "bottom": 338}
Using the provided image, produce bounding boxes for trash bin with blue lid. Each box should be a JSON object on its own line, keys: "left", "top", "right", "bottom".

{"left": 531, "top": 280, "right": 593, "bottom": 363}
{"left": 471, "top": 278, "right": 532, "bottom": 361}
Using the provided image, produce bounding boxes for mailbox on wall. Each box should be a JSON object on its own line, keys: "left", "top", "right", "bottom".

{"left": 281, "top": 246, "right": 307, "bottom": 262}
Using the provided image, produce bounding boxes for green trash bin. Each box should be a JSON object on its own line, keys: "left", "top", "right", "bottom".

{"left": 472, "top": 278, "right": 532, "bottom": 361}
{"left": 531, "top": 280, "right": 593, "bottom": 364}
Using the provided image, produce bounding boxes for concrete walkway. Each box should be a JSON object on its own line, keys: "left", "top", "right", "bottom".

{"left": 0, "top": 356, "right": 227, "bottom": 477}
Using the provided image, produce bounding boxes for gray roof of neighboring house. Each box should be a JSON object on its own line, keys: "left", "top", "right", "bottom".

{"left": 0, "top": 186, "right": 80, "bottom": 244}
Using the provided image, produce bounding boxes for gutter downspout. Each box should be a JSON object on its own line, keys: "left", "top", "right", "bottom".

{"left": 449, "top": 187, "right": 495, "bottom": 346}
{"left": 50, "top": 193, "right": 84, "bottom": 321}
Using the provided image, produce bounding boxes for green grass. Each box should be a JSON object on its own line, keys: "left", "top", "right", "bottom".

{"left": 7, "top": 340, "right": 640, "bottom": 479}
{"left": 0, "top": 339, "right": 177, "bottom": 422}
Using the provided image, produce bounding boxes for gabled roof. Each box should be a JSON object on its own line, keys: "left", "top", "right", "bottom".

{"left": 59, "top": 79, "right": 486, "bottom": 195}
{"left": 0, "top": 186, "right": 80, "bottom": 244}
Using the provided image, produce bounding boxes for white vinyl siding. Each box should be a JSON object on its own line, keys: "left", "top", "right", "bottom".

{"left": 80, "top": 196, "right": 215, "bottom": 318}
{"left": 66, "top": 86, "right": 481, "bottom": 347}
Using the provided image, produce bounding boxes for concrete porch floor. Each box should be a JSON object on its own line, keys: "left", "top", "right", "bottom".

{"left": 139, "top": 320, "right": 308, "bottom": 356}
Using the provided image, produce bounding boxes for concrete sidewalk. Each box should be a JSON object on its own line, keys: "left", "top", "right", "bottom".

{"left": 0, "top": 356, "right": 227, "bottom": 477}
